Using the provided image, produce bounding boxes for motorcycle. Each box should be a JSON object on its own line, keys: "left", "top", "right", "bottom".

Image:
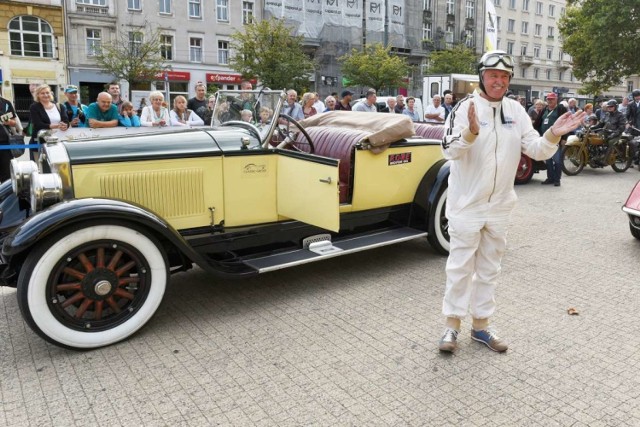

{"left": 561, "top": 127, "right": 633, "bottom": 175}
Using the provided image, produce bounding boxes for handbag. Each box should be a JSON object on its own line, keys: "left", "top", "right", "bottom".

{"left": 1, "top": 124, "right": 26, "bottom": 158}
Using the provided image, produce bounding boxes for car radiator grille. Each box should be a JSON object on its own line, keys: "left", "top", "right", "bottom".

{"left": 99, "top": 169, "right": 205, "bottom": 218}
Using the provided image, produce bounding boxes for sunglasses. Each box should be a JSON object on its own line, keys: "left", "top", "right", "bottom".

{"left": 482, "top": 53, "right": 514, "bottom": 68}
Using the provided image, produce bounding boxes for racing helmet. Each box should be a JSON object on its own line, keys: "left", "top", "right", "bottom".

{"left": 606, "top": 99, "right": 617, "bottom": 108}
{"left": 477, "top": 50, "right": 514, "bottom": 94}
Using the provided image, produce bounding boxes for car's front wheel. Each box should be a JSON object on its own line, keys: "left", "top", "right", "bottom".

{"left": 17, "top": 224, "right": 168, "bottom": 350}
{"left": 427, "top": 185, "right": 450, "bottom": 255}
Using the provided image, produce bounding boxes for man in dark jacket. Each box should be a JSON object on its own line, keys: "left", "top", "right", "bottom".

{"left": 534, "top": 92, "right": 567, "bottom": 186}
{"left": 627, "top": 90, "right": 640, "bottom": 133}
{"left": 592, "top": 99, "right": 626, "bottom": 165}
{"left": 0, "top": 95, "right": 19, "bottom": 181}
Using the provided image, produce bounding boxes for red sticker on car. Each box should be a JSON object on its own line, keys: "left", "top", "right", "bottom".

{"left": 388, "top": 152, "right": 412, "bottom": 165}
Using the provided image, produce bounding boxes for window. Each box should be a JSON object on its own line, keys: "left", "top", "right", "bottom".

{"left": 446, "top": 0, "right": 454, "bottom": 15}
{"left": 549, "top": 4, "right": 555, "bottom": 16}
{"left": 217, "top": 0, "right": 229, "bottom": 21}
{"left": 129, "top": 31, "right": 143, "bottom": 56}
{"left": 496, "top": 16, "right": 501, "bottom": 30}
{"left": 507, "top": 19, "right": 515, "bottom": 32}
{"left": 522, "top": 0, "right": 529, "bottom": 11}
{"left": 521, "top": 44, "right": 527, "bottom": 56}
{"left": 558, "top": 71, "right": 563, "bottom": 81}
{"left": 445, "top": 24, "right": 454, "bottom": 46}
{"left": 508, "top": 0, "right": 516, "bottom": 9}
{"left": 189, "top": 0, "right": 202, "bottom": 18}
{"left": 533, "top": 45, "right": 540, "bottom": 58}
{"left": 218, "top": 40, "right": 229, "bottom": 64}
{"left": 423, "top": 22, "right": 432, "bottom": 40}
{"left": 159, "top": 0, "right": 171, "bottom": 14}
{"left": 534, "top": 68, "right": 539, "bottom": 79}
{"left": 160, "top": 35, "right": 173, "bottom": 60}
{"left": 521, "top": 21, "right": 528, "bottom": 34}
{"left": 496, "top": 39, "right": 501, "bottom": 49}
{"left": 190, "top": 37, "right": 202, "bottom": 62}
{"left": 465, "top": 30, "right": 475, "bottom": 48}
{"left": 9, "top": 16, "right": 54, "bottom": 58}
{"left": 548, "top": 26, "right": 554, "bottom": 38}
{"left": 128, "top": 0, "right": 141, "bottom": 10}
{"left": 547, "top": 47, "right": 553, "bottom": 59}
{"left": 560, "top": 7, "right": 565, "bottom": 16}
{"left": 535, "top": 1, "right": 542, "bottom": 15}
{"left": 627, "top": 81, "right": 634, "bottom": 92}
{"left": 465, "top": 1, "right": 475, "bottom": 18}
{"left": 546, "top": 69, "right": 551, "bottom": 80}
{"left": 494, "top": 0, "right": 500, "bottom": 6}
{"left": 86, "top": 29, "right": 101, "bottom": 56}
{"left": 243, "top": 2, "right": 254, "bottom": 24}
{"left": 521, "top": 68, "right": 527, "bottom": 78}
{"left": 507, "top": 41, "right": 514, "bottom": 54}
{"left": 424, "top": 0, "right": 432, "bottom": 9}
{"left": 535, "top": 24, "right": 542, "bottom": 36}
{"left": 77, "top": 0, "right": 106, "bottom": 5}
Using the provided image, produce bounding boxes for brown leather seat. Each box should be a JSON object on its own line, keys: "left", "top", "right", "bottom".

{"left": 295, "top": 127, "right": 369, "bottom": 203}
{"left": 413, "top": 123, "right": 446, "bottom": 140}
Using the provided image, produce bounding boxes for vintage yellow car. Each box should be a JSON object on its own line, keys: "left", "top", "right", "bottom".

{"left": 0, "top": 90, "right": 450, "bottom": 349}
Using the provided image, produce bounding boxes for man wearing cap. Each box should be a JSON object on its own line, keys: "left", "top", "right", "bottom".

{"left": 335, "top": 90, "right": 353, "bottom": 111}
{"left": 62, "top": 85, "right": 88, "bottom": 128}
{"left": 534, "top": 92, "right": 567, "bottom": 186}
{"left": 438, "top": 50, "right": 585, "bottom": 354}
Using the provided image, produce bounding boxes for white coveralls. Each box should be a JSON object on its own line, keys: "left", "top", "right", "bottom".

{"left": 441, "top": 89, "right": 560, "bottom": 319}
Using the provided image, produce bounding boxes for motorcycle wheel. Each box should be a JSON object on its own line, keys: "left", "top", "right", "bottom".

{"left": 515, "top": 154, "right": 534, "bottom": 185}
{"left": 611, "top": 143, "right": 632, "bottom": 173}
{"left": 561, "top": 145, "right": 585, "bottom": 176}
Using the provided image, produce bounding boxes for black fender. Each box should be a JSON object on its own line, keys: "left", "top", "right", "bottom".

{"left": 0, "top": 180, "right": 29, "bottom": 236}
{"left": 1, "top": 198, "right": 224, "bottom": 277}
{"left": 409, "top": 159, "right": 450, "bottom": 229}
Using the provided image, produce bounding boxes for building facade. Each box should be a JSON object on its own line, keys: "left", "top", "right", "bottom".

{"left": 65, "top": 0, "right": 262, "bottom": 106}
{"left": 0, "top": 0, "right": 67, "bottom": 120}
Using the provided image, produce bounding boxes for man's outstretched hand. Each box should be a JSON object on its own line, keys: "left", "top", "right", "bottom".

{"left": 551, "top": 111, "right": 587, "bottom": 137}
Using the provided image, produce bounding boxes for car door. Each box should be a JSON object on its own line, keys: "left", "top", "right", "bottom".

{"left": 276, "top": 150, "right": 340, "bottom": 232}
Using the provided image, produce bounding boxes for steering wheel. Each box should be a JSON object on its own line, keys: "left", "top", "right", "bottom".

{"left": 275, "top": 113, "right": 315, "bottom": 154}
{"left": 220, "top": 120, "right": 262, "bottom": 141}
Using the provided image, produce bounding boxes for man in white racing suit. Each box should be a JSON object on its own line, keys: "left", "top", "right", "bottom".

{"left": 438, "top": 50, "right": 586, "bottom": 353}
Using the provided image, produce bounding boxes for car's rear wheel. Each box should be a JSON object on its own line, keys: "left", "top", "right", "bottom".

{"left": 17, "top": 224, "right": 168, "bottom": 350}
{"left": 427, "top": 185, "right": 449, "bottom": 255}
{"left": 630, "top": 223, "right": 640, "bottom": 240}
{"left": 515, "top": 154, "right": 534, "bottom": 185}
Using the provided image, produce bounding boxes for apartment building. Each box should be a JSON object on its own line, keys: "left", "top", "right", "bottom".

{"left": 65, "top": 0, "right": 261, "bottom": 105}
{"left": 0, "top": 0, "right": 67, "bottom": 120}
{"left": 492, "top": 0, "right": 627, "bottom": 103}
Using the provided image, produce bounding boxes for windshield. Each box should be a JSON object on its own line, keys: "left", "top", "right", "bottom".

{"left": 211, "top": 90, "right": 285, "bottom": 142}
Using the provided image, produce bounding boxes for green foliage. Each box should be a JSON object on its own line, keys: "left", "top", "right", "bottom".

{"left": 92, "top": 23, "right": 170, "bottom": 95}
{"left": 230, "top": 19, "right": 315, "bottom": 91}
{"left": 559, "top": 0, "right": 640, "bottom": 94}
{"left": 338, "top": 44, "right": 409, "bottom": 92}
{"left": 425, "top": 45, "right": 477, "bottom": 75}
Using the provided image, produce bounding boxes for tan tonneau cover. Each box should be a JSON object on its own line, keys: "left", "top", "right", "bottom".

{"left": 299, "top": 111, "right": 415, "bottom": 153}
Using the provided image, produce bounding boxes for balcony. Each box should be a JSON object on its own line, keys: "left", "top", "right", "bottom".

{"left": 446, "top": 13, "right": 455, "bottom": 23}
{"left": 519, "top": 55, "right": 533, "bottom": 66}
{"left": 423, "top": 9, "right": 432, "bottom": 20}
{"left": 465, "top": 18, "right": 474, "bottom": 28}
{"left": 76, "top": 5, "right": 109, "bottom": 14}
{"left": 557, "top": 60, "right": 572, "bottom": 69}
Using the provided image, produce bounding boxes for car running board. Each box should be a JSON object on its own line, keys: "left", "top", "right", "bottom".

{"left": 244, "top": 227, "right": 427, "bottom": 273}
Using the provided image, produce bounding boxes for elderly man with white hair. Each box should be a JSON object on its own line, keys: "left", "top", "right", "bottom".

{"left": 424, "top": 95, "right": 445, "bottom": 124}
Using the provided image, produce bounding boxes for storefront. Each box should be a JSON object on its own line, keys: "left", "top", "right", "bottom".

{"left": 153, "top": 71, "right": 191, "bottom": 107}
{"left": 205, "top": 73, "right": 257, "bottom": 92}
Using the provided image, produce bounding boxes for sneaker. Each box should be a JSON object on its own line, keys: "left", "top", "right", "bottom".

{"left": 471, "top": 328, "right": 508, "bottom": 352}
{"left": 438, "top": 327, "right": 459, "bottom": 353}
{"left": 541, "top": 179, "right": 553, "bottom": 185}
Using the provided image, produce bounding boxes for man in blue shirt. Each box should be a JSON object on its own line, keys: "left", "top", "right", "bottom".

{"left": 85, "top": 92, "right": 119, "bottom": 128}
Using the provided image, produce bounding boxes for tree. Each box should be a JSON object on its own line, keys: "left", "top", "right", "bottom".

{"left": 425, "top": 45, "right": 477, "bottom": 75}
{"left": 93, "top": 23, "right": 170, "bottom": 96}
{"left": 559, "top": 0, "right": 640, "bottom": 94}
{"left": 230, "top": 19, "right": 315, "bottom": 91}
{"left": 338, "top": 44, "right": 409, "bottom": 93}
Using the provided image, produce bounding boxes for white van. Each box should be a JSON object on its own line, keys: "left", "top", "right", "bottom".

{"left": 375, "top": 96, "right": 425, "bottom": 122}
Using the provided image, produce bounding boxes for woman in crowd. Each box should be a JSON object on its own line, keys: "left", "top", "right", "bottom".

{"left": 170, "top": 95, "right": 204, "bottom": 127}
{"left": 323, "top": 96, "right": 337, "bottom": 112}
{"left": 203, "top": 95, "right": 216, "bottom": 126}
{"left": 140, "top": 91, "right": 170, "bottom": 127}
{"left": 301, "top": 92, "right": 317, "bottom": 118}
{"left": 29, "top": 84, "right": 69, "bottom": 159}
{"left": 119, "top": 101, "right": 141, "bottom": 127}
{"left": 582, "top": 103, "right": 594, "bottom": 126}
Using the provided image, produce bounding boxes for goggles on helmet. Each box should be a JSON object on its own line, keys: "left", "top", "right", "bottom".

{"left": 480, "top": 52, "right": 514, "bottom": 69}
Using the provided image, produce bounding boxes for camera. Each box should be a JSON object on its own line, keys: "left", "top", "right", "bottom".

{"left": 78, "top": 110, "right": 86, "bottom": 123}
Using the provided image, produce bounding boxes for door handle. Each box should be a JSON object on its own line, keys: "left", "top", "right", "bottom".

{"left": 319, "top": 177, "right": 332, "bottom": 184}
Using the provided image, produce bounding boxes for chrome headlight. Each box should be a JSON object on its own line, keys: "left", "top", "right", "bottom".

{"left": 10, "top": 159, "right": 38, "bottom": 196}
{"left": 30, "top": 171, "right": 63, "bottom": 212}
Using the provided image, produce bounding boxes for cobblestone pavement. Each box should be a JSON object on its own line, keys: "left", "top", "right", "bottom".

{"left": 2, "top": 166, "right": 640, "bottom": 426}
